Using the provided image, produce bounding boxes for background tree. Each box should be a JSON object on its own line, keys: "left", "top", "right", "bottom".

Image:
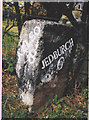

{"left": 3, "top": 2, "right": 88, "bottom": 35}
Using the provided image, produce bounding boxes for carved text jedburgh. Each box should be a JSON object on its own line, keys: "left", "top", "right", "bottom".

{"left": 42, "top": 38, "right": 74, "bottom": 70}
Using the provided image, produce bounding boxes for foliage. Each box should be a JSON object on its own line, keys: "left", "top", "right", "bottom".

{"left": 2, "top": 95, "right": 27, "bottom": 118}
{"left": 2, "top": 21, "right": 19, "bottom": 74}
{"left": 3, "top": 2, "right": 46, "bottom": 18}
{"left": 32, "top": 3, "right": 47, "bottom": 16}
{"left": 38, "top": 89, "right": 88, "bottom": 119}
{"left": 3, "top": 2, "right": 24, "bottom": 14}
{"left": 72, "top": 10, "right": 82, "bottom": 19}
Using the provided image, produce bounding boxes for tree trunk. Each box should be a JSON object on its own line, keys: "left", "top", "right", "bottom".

{"left": 14, "top": 2, "right": 22, "bottom": 35}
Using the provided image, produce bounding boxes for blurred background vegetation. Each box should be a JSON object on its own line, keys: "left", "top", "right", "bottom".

{"left": 2, "top": 2, "right": 88, "bottom": 119}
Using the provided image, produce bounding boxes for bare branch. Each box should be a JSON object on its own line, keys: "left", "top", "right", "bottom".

{"left": 4, "top": 30, "right": 19, "bottom": 37}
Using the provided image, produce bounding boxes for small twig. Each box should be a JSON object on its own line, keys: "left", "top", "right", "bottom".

{"left": 3, "top": 98, "right": 8, "bottom": 109}
{"left": 3, "top": 96, "right": 12, "bottom": 109}
{"left": 6, "top": 25, "right": 15, "bottom": 32}
{"left": 4, "top": 31, "right": 19, "bottom": 37}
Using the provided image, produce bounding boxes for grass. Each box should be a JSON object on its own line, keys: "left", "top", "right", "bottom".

{"left": 2, "top": 71, "right": 28, "bottom": 119}
{"left": 2, "top": 70, "right": 88, "bottom": 118}
{"left": 38, "top": 89, "right": 88, "bottom": 118}
{"left": 2, "top": 71, "right": 88, "bottom": 118}
{"left": 2, "top": 21, "right": 19, "bottom": 74}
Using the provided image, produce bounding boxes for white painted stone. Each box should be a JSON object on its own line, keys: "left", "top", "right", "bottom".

{"left": 16, "top": 19, "right": 74, "bottom": 112}
{"left": 20, "top": 91, "right": 34, "bottom": 106}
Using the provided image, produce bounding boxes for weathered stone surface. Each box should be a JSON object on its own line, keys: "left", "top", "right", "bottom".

{"left": 16, "top": 19, "right": 77, "bottom": 111}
